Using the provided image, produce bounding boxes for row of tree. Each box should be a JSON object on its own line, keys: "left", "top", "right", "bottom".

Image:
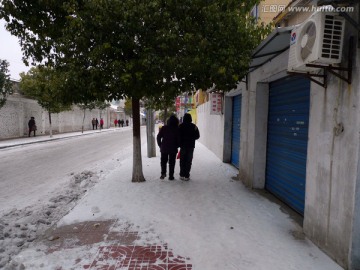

{"left": 0, "top": 0, "right": 271, "bottom": 182}
{"left": 20, "top": 66, "right": 110, "bottom": 136}
{"left": 0, "top": 64, "right": 110, "bottom": 137}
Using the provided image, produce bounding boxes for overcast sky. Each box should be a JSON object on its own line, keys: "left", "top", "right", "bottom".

{"left": 0, "top": 19, "right": 30, "bottom": 80}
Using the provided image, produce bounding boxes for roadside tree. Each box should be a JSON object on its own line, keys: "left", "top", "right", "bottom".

{"left": 19, "top": 67, "right": 72, "bottom": 137}
{"left": 1, "top": 0, "right": 269, "bottom": 182}
{"left": 0, "top": 59, "right": 12, "bottom": 109}
{"left": 124, "top": 99, "right": 132, "bottom": 119}
{"left": 78, "top": 101, "right": 110, "bottom": 133}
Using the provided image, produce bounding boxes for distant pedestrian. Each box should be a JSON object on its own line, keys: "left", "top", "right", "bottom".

{"left": 114, "top": 119, "right": 118, "bottom": 127}
{"left": 120, "top": 119, "right": 124, "bottom": 127}
{"left": 126, "top": 119, "right": 129, "bottom": 126}
{"left": 100, "top": 118, "right": 104, "bottom": 129}
{"left": 178, "top": 113, "right": 200, "bottom": 181}
{"left": 157, "top": 115, "right": 179, "bottom": 180}
{"left": 92, "top": 118, "right": 96, "bottom": 130}
{"left": 95, "top": 118, "right": 99, "bottom": 129}
{"left": 28, "top": 117, "right": 37, "bottom": 137}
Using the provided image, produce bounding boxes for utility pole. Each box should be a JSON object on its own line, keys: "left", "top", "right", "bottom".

{"left": 146, "top": 109, "right": 156, "bottom": 157}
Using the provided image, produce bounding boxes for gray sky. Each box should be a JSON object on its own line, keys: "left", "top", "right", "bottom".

{"left": 0, "top": 19, "right": 30, "bottom": 80}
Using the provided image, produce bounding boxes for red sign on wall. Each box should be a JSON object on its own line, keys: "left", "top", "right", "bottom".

{"left": 210, "top": 93, "right": 222, "bottom": 115}
{"left": 175, "top": 97, "right": 180, "bottom": 111}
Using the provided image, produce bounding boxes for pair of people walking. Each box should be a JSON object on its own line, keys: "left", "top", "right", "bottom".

{"left": 156, "top": 113, "right": 200, "bottom": 181}
{"left": 92, "top": 118, "right": 99, "bottom": 130}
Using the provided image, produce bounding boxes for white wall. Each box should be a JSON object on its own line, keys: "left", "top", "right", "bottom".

{"left": 0, "top": 95, "right": 111, "bottom": 139}
{"left": 303, "top": 44, "right": 360, "bottom": 268}
{"left": 196, "top": 101, "right": 225, "bottom": 160}
{"left": 304, "top": 76, "right": 360, "bottom": 268}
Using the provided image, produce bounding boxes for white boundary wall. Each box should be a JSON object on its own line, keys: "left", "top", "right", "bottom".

{"left": 0, "top": 95, "right": 111, "bottom": 139}
{"left": 196, "top": 101, "right": 225, "bottom": 160}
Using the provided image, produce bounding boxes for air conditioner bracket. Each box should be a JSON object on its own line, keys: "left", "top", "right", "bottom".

{"left": 287, "top": 36, "right": 354, "bottom": 89}
{"left": 287, "top": 71, "right": 327, "bottom": 88}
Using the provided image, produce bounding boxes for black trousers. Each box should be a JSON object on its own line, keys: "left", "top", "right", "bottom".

{"left": 160, "top": 152, "right": 177, "bottom": 177}
{"left": 179, "top": 147, "right": 194, "bottom": 178}
{"left": 28, "top": 128, "right": 35, "bottom": 137}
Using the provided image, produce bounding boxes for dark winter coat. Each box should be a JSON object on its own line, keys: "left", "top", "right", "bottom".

{"left": 28, "top": 118, "right": 36, "bottom": 131}
{"left": 157, "top": 115, "right": 179, "bottom": 154}
{"left": 178, "top": 113, "right": 200, "bottom": 149}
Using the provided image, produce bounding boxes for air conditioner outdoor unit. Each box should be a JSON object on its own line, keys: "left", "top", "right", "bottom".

{"left": 288, "top": 11, "right": 345, "bottom": 73}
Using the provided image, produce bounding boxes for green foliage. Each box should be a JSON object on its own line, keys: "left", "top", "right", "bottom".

{"left": 0, "top": 59, "right": 12, "bottom": 108}
{"left": 78, "top": 102, "right": 97, "bottom": 112}
{"left": 1, "top": 0, "right": 270, "bottom": 101}
{"left": 78, "top": 100, "right": 110, "bottom": 111}
{"left": 19, "top": 66, "right": 72, "bottom": 114}
{"left": 145, "top": 95, "right": 174, "bottom": 111}
{"left": 158, "top": 104, "right": 177, "bottom": 122}
{"left": 124, "top": 99, "right": 132, "bottom": 117}
{"left": 1, "top": 0, "right": 270, "bottom": 181}
{"left": 96, "top": 100, "right": 110, "bottom": 111}
{"left": 173, "top": 0, "right": 272, "bottom": 91}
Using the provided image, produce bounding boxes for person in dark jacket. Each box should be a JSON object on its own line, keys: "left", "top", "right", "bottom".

{"left": 178, "top": 113, "right": 200, "bottom": 180}
{"left": 28, "top": 117, "right": 36, "bottom": 137}
{"left": 157, "top": 115, "right": 179, "bottom": 180}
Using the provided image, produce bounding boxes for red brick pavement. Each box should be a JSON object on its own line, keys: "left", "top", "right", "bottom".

{"left": 42, "top": 219, "right": 192, "bottom": 270}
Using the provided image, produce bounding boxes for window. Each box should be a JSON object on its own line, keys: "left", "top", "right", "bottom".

{"left": 250, "top": 5, "right": 259, "bottom": 20}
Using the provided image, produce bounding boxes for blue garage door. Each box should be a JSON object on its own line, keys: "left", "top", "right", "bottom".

{"left": 266, "top": 77, "right": 310, "bottom": 215}
{"left": 231, "top": 95, "right": 241, "bottom": 168}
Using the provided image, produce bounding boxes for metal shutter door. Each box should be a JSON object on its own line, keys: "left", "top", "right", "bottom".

{"left": 266, "top": 77, "right": 310, "bottom": 215}
{"left": 231, "top": 95, "right": 241, "bottom": 168}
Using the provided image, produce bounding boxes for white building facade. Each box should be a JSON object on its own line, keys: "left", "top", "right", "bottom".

{"left": 197, "top": 3, "right": 360, "bottom": 269}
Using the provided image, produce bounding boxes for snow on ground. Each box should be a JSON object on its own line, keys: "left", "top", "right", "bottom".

{"left": 0, "top": 128, "right": 130, "bottom": 269}
{"left": 7, "top": 139, "right": 343, "bottom": 269}
{"left": 0, "top": 170, "right": 100, "bottom": 269}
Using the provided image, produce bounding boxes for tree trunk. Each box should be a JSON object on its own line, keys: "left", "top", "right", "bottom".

{"left": 146, "top": 108, "right": 156, "bottom": 158}
{"left": 48, "top": 111, "right": 53, "bottom": 138}
{"left": 132, "top": 97, "right": 145, "bottom": 182}
{"left": 82, "top": 109, "right": 85, "bottom": 133}
{"left": 163, "top": 107, "right": 168, "bottom": 124}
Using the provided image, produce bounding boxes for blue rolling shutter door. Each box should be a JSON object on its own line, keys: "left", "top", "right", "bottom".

{"left": 231, "top": 95, "right": 241, "bottom": 168}
{"left": 266, "top": 77, "right": 310, "bottom": 215}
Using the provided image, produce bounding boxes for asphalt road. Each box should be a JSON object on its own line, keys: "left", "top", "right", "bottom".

{"left": 0, "top": 127, "right": 146, "bottom": 214}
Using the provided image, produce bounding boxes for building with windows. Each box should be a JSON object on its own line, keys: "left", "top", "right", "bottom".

{"left": 250, "top": 0, "right": 292, "bottom": 24}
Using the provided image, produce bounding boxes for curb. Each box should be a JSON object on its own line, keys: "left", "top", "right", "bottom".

{"left": 0, "top": 127, "right": 132, "bottom": 150}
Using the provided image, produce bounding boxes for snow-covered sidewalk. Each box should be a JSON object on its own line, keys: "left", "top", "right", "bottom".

{"left": 3, "top": 133, "right": 342, "bottom": 269}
